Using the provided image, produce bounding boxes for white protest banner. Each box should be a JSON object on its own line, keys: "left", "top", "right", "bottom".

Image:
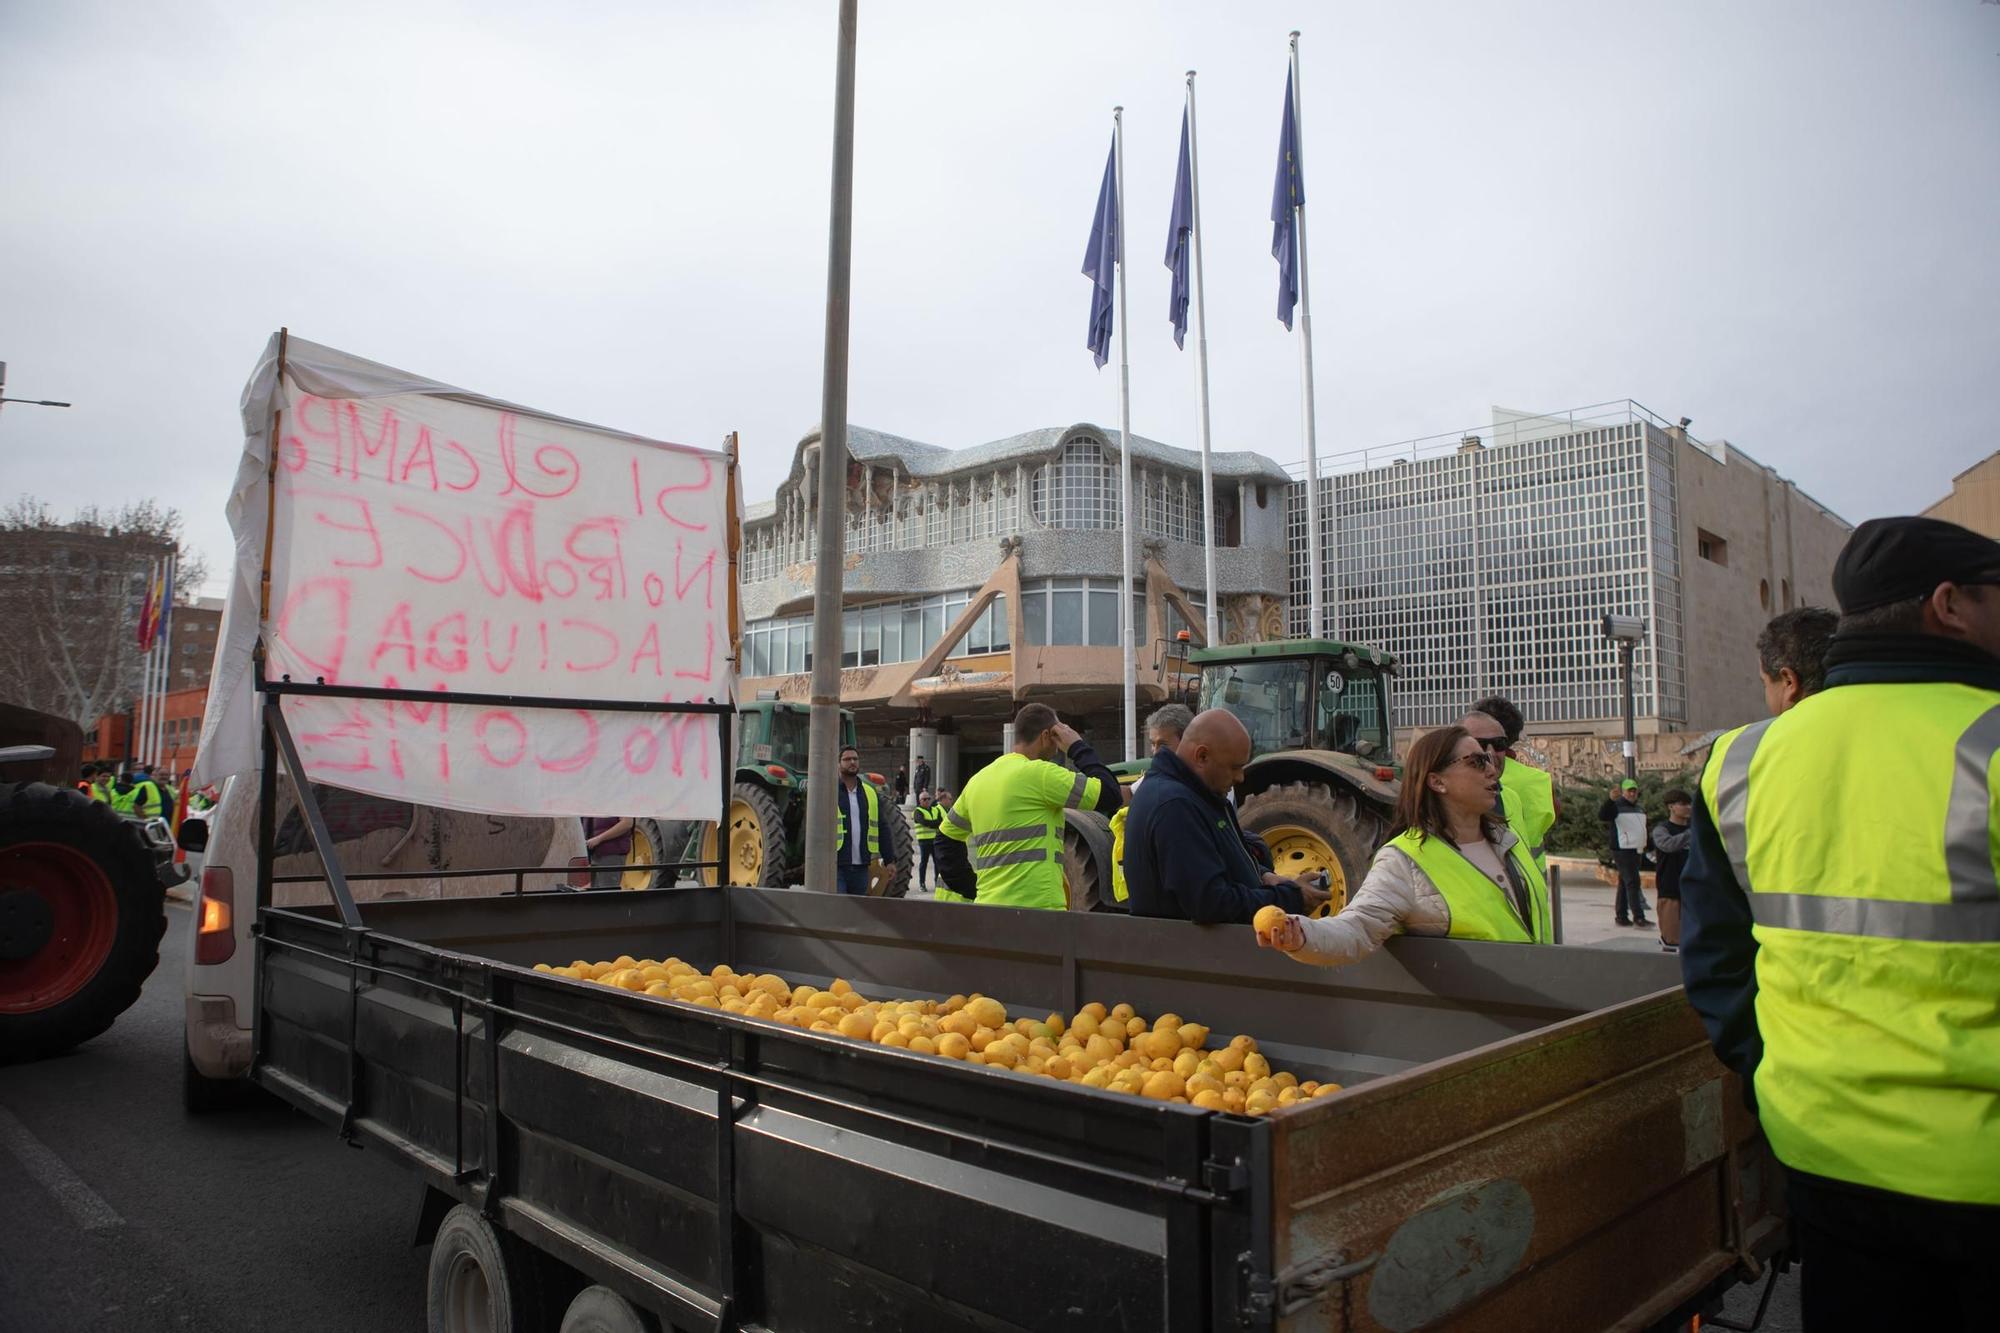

{"left": 196, "top": 335, "right": 733, "bottom": 821}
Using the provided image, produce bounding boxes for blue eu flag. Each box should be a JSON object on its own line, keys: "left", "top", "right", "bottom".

{"left": 1271, "top": 68, "right": 1305, "bottom": 330}
{"left": 1165, "top": 110, "right": 1193, "bottom": 349}
{"left": 1082, "top": 136, "right": 1119, "bottom": 368}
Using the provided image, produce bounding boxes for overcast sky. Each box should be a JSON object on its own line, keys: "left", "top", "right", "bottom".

{"left": 3, "top": 1, "right": 1996, "bottom": 596}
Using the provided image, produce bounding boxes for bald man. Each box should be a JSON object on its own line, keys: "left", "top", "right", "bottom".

{"left": 1122, "top": 709, "right": 1331, "bottom": 923}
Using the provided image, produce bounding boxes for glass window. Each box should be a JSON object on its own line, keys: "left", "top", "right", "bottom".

{"left": 922, "top": 601, "right": 944, "bottom": 651}
{"left": 989, "top": 593, "right": 1010, "bottom": 650}
{"left": 881, "top": 612, "right": 901, "bottom": 664}
{"left": 861, "top": 607, "right": 882, "bottom": 666}
{"left": 1052, "top": 586, "right": 1084, "bottom": 644}
{"left": 966, "top": 603, "right": 990, "bottom": 655}
{"left": 901, "top": 607, "right": 923, "bottom": 660}
{"left": 1022, "top": 589, "right": 1045, "bottom": 646}
{"left": 787, "top": 622, "right": 808, "bottom": 673}
{"left": 1088, "top": 588, "right": 1118, "bottom": 647}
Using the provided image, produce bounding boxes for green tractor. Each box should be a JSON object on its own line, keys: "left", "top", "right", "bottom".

{"left": 635, "top": 701, "right": 914, "bottom": 896}
{"left": 1200, "top": 639, "right": 1401, "bottom": 914}
{"left": 1063, "top": 638, "right": 1401, "bottom": 915}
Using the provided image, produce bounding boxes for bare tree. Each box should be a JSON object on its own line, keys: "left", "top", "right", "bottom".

{"left": 0, "top": 495, "right": 204, "bottom": 727}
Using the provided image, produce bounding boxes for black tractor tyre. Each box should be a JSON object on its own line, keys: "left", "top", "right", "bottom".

{"left": 629, "top": 818, "right": 697, "bottom": 888}
{"left": 0, "top": 782, "right": 167, "bottom": 1063}
{"left": 870, "top": 801, "right": 915, "bottom": 898}
{"left": 701, "top": 782, "right": 791, "bottom": 888}
{"left": 1237, "top": 781, "right": 1388, "bottom": 915}
{"left": 1061, "top": 810, "right": 1120, "bottom": 913}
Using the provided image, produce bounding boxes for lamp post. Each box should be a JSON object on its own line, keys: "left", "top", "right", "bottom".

{"left": 0, "top": 362, "right": 75, "bottom": 416}
{"left": 1602, "top": 614, "right": 1647, "bottom": 782}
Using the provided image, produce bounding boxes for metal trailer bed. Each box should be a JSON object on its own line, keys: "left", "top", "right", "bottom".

{"left": 253, "top": 886, "right": 1784, "bottom": 1332}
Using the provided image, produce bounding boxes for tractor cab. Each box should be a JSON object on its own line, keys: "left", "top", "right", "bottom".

{"left": 735, "top": 701, "right": 859, "bottom": 784}
{"left": 1193, "top": 639, "right": 1396, "bottom": 765}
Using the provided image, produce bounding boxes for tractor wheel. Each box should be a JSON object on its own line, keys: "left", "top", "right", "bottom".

{"left": 1060, "top": 811, "right": 1119, "bottom": 913}
{"left": 0, "top": 782, "right": 167, "bottom": 1062}
{"left": 698, "top": 783, "right": 791, "bottom": 888}
{"left": 868, "top": 802, "right": 915, "bottom": 898}
{"left": 628, "top": 819, "right": 695, "bottom": 888}
{"left": 1237, "top": 782, "right": 1387, "bottom": 918}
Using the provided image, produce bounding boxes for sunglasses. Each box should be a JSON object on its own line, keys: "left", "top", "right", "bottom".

{"left": 1451, "top": 751, "right": 1497, "bottom": 772}
{"left": 1470, "top": 734, "right": 1509, "bottom": 752}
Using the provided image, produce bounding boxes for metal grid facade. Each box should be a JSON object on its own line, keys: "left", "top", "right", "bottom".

{"left": 1287, "top": 418, "right": 1687, "bottom": 729}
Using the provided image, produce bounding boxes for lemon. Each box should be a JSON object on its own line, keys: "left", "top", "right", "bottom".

{"left": 966, "top": 997, "right": 1006, "bottom": 1030}
{"left": 1252, "top": 904, "right": 1288, "bottom": 936}
{"left": 1243, "top": 1053, "right": 1271, "bottom": 1081}
{"left": 1191, "top": 1089, "right": 1227, "bottom": 1111}
{"left": 937, "top": 1032, "right": 971, "bottom": 1060}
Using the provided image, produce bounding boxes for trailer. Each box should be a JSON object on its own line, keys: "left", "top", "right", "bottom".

{"left": 252, "top": 885, "right": 1784, "bottom": 1332}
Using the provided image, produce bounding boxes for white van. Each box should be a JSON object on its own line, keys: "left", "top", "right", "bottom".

{"left": 182, "top": 774, "right": 584, "bottom": 1109}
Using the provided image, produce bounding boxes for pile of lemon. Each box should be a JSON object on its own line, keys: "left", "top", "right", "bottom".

{"left": 534, "top": 955, "right": 1341, "bottom": 1115}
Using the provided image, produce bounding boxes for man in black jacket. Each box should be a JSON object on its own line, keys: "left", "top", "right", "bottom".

{"left": 1124, "top": 711, "right": 1329, "bottom": 923}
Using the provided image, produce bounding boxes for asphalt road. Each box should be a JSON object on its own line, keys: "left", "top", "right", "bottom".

{"left": 3, "top": 899, "right": 1802, "bottom": 1333}
{"left": 0, "top": 903, "right": 426, "bottom": 1333}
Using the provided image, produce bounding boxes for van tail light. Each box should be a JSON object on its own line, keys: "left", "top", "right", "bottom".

{"left": 195, "top": 867, "right": 236, "bottom": 965}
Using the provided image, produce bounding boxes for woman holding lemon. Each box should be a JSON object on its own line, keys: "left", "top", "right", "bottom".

{"left": 1254, "top": 724, "right": 1552, "bottom": 965}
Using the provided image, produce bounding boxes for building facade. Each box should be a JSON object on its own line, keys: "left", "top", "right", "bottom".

{"left": 1923, "top": 451, "right": 2000, "bottom": 541}
{"left": 739, "top": 424, "right": 1294, "bottom": 785}
{"left": 1286, "top": 402, "right": 1850, "bottom": 764}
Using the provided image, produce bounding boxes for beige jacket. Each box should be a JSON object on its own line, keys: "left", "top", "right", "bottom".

{"left": 1284, "top": 826, "right": 1529, "bottom": 967}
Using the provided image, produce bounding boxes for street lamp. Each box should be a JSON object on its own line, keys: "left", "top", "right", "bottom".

{"left": 0, "top": 362, "right": 74, "bottom": 412}
{"left": 1602, "top": 614, "right": 1646, "bottom": 781}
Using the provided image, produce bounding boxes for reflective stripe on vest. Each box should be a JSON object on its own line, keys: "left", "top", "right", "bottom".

{"left": 1701, "top": 682, "right": 2000, "bottom": 1204}
{"left": 943, "top": 752, "right": 1077, "bottom": 910}
{"left": 1386, "top": 828, "right": 1551, "bottom": 943}
{"left": 912, "top": 804, "right": 942, "bottom": 841}
{"left": 834, "top": 782, "right": 881, "bottom": 860}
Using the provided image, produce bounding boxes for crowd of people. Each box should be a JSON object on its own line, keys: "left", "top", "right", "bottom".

{"left": 921, "top": 513, "right": 1997, "bottom": 1326}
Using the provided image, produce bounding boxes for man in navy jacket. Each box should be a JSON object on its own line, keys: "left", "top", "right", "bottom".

{"left": 1124, "top": 710, "right": 1329, "bottom": 923}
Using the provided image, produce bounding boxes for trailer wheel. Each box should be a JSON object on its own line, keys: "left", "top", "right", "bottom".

{"left": 867, "top": 800, "right": 915, "bottom": 898}
{"left": 560, "top": 1286, "right": 660, "bottom": 1333}
{"left": 0, "top": 782, "right": 166, "bottom": 1063}
{"left": 1238, "top": 781, "right": 1385, "bottom": 917}
{"left": 427, "top": 1204, "right": 565, "bottom": 1333}
{"left": 698, "top": 783, "right": 790, "bottom": 888}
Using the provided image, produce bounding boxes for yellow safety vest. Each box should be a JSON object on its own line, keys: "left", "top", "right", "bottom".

{"left": 834, "top": 782, "right": 881, "bottom": 860}
{"left": 940, "top": 752, "right": 1101, "bottom": 910}
{"left": 912, "top": 804, "right": 942, "bottom": 842}
{"left": 1387, "top": 827, "right": 1552, "bottom": 943}
{"left": 1109, "top": 805, "right": 1130, "bottom": 903}
{"left": 1498, "top": 760, "right": 1557, "bottom": 874}
{"left": 1703, "top": 682, "right": 2000, "bottom": 1205}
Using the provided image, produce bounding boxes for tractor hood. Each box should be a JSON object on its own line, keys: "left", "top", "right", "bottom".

{"left": 1243, "top": 748, "right": 1401, "bottom": 805}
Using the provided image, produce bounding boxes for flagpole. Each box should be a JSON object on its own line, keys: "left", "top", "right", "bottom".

{"left": 146, "top": 563, "right": 164, "bottom": 768}
{"left": 1186, "top": 72, "right": 1220, "bottom": 647}
{"left": 1290, "top": 31, "right": 1327, "bottom": 639}
{"left": 1114, "top": 105, "right": 1137, "bottom": 763}
{"left": 154, "top": 555, "right": 175, "bottom": 772}
{"left": 137, "top": 558, "right": 158, "bottom": 768}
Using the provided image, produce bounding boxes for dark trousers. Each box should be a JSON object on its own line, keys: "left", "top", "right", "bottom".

{"left": 1787, "top": 1169, "right": 2000, "bottom": 1331}
{"left": 1613, "top": 849, "right": 1649, "bottom": 923}
{"left": 836, "top": 861, "right": 872, "bottom": 896}
{"left": 916, "top": 840, "right": 934, "bottom": 886}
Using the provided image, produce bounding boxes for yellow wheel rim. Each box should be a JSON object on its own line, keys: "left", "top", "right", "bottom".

{"left": 725, "top": 799, "right": 763, "bottom": 886}
{"left": 621, "top": 825, "right": 654, "bottom": 890}
{"left": 1262, "top": 824, "right": 1348, "bottom": 917}
{"left": 701, "top": 799, "right": 764, "bottom": 887}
